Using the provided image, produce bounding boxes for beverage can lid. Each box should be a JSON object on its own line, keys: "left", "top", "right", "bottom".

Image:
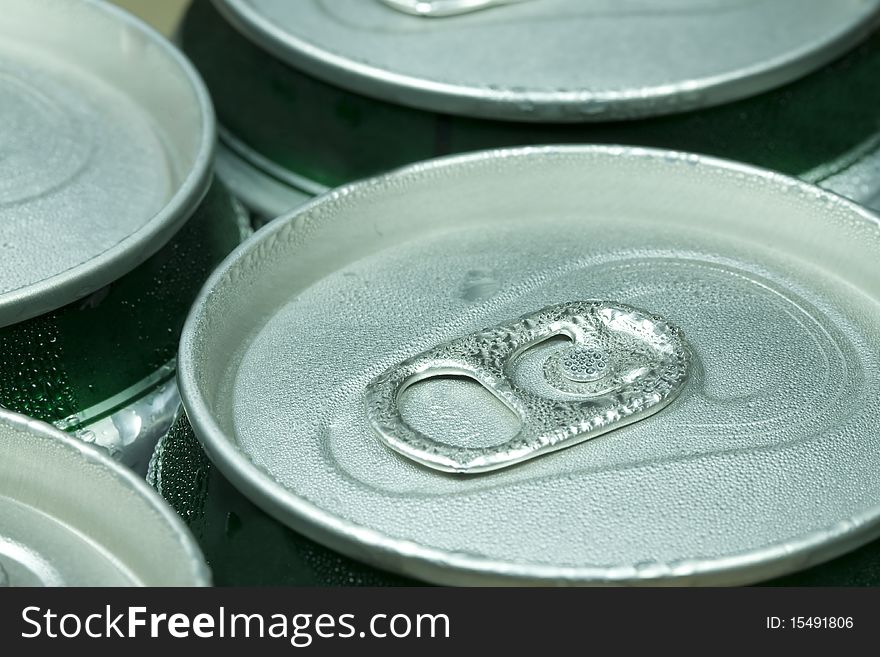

{"left": 0, "top": 0, "right": 214, "bottom": 327}
{"left": 0, "top": 408, "right": 210, "bottom": 586}
{"left": 180, "top": 146, "right": 880, "bottom": 584}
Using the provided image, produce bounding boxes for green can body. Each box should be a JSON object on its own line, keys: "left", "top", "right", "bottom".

{"left": 0, "top": 180, "right": 245, "bottom": 442}
{"left": 184, "top": 0, "right": 880, "bottom": 206}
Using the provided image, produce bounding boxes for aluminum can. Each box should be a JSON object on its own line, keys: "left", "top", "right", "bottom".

{"left": 0, "top": 0, "right": 248, "bottom": 472}
{"left": 173, "top": 146, "right": 880, "bottom": 585}
{"left": 0, "top": 408, "right": 209, "bottom": 586}
{"left": 182, "top": 0, "right": 880, "bottom": 222}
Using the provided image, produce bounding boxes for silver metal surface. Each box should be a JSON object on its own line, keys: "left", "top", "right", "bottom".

{"left": 366, "top": 301, "right": 689, "bottom": 473}
{"left": 379, "top": 0, "right": 533, "bottom": 18}
{"left": 215, "top": 131, "right": 323, "bottom": 224}
{"left": 0, "top": 0, "right": 214, "bottom": 326}
{"left": 179, "top": 146, "right": 880, "bottom": 585}
{"left": 213, "top": 0, "right": 880, "bottom": 122}
{"left": 0, "top": 408, "right": 210, "bottom": 586}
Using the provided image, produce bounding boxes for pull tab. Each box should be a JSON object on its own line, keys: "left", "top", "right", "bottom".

{"left": 378, "top": 0, "right": 534, "bottom": 18}
{"left": 365, "top": 301, "right": 690, "bottom": 474}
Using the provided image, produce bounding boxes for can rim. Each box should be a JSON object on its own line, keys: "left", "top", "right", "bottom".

{"left": 0, "top": 0, "right": 215, "bottom": 327}
{"left": 0, "top": 407, "right": 211, "bottom": 586}
{"left": 218, "top": 127, "right": 329, "bottom": 197}
{"left": 214, "top": 128, "right": 325, "bottom": 220}
{"left": 179, "top": 144, "right": 880, "bottom": 585}
{"left": 213, "top": 0, "right": 880, "bottom": 122}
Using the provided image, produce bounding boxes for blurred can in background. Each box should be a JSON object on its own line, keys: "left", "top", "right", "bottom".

{"left": 181, "top": 0, "right": 880, "bottom": 223}
{"left": 0, "top": 0, "right": 247, "bottom": 473}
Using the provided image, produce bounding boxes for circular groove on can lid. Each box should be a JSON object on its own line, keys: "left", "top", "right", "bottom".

{"left": 180, "top": 146, "right": 880, "bottom": 585}
{"left": 213, "top": 0, "right": 880, "bottom": 122}
{"left": 0, "top": 0, "right": 214, "bottom": 327}
{"left": 0, "top": 408, "right": 210, "bottom": 586}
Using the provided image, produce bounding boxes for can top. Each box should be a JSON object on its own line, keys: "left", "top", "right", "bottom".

{"left": 0, "top": 409, "right": 210, "bottom": 585}
{"left": 179, "top": 146, "right": 880, "bottom": 585}
{"left": 0, "top": 0, "right": 214, "bottom": 327}
{"left": 213, "top": 0, "right": 880, "bottom": 122}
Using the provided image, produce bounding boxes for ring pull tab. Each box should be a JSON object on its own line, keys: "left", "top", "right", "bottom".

{"left": 365, "top": 301, "right": 690, "bottom": 474}
{"left": 378, "top": 0, "right": 535, "bottom": 18}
